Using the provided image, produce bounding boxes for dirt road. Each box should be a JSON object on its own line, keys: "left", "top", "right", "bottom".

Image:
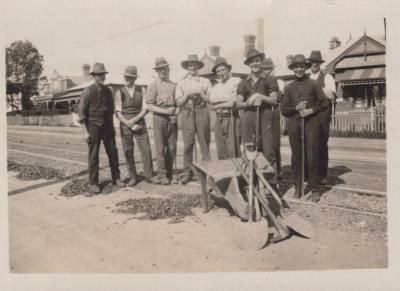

{"left": 7, "top": 125, "right": 387, "bottom": 272}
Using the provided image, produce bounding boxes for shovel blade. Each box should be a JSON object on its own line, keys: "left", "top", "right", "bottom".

{"left": 231, "top": 217, "right": 269, "bottom": 250}
{"left": 281, "top": 213, "right": 315, "bottom": 239}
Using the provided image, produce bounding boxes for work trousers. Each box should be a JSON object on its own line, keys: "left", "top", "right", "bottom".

{"left": 87, "top": 121, "right": 120, "bottom": 185}
{"left": 153, "top": 113, "right": 178, "bottom": 179}
{"left": 318, "top": 105, "right": 332, "bottom": 179}
{"left": 181, "top": 106, "right": 211, "bottom": 174}
{"left": 242, "top": 107, "right": 278, "bottom": 183}
{"left": 273, "top": 109, "right": 282, "bottom": 176}
{"left": 120, "top": 122, "right": 153, "bottom": 179}
{"left": 287, "top": 115, "right": 320, "bottom": 192}
{"left": 214, "top": 112, "right": 241, "bottom": 160}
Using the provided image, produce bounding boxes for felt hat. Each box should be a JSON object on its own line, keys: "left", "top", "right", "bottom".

{"left": 181, "top": 54, "right": 204, "bottom": 70}
{"left": 288, "top": 54, "right": 311, "bottom": 70}
{"left": 260, "top": 58, "right": 275, "bottom": 69}
{"left": 212, "top": 57, "right": 232, "bottom": 73}
{"left": 307, "top": 50, "right": 325, "bottom": 63}
{"left": 90, "top": 63, "right": 108, "bottom": 75}
{"left": 123, "top": 66, "right": 138, "bottom": 78}
{"left": 153, "top": 57, "right": 170, "bottom": 70}
{"left": 244, "top": 49, "right": 265, "bottom": 65}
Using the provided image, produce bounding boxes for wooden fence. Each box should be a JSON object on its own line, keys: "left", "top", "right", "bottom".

{"left": 330, "top": 106, "right": 385, "bottom": 133}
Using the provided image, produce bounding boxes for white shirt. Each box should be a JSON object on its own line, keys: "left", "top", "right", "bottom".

{"left": 175, "top": 74, "right": 212, "bottom": 106}
{"left": 310, "top": 71, "right": 336, "bottom": 100}
{"left": 210, "top": 76, "right": 241, "bottom": 104}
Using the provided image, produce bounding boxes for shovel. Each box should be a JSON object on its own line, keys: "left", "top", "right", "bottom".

{"left": 240, "top": 156, "right": 314, "bottom": 239}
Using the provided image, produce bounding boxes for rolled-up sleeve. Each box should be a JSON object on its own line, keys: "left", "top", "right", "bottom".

{"left": 78, "top": 88, "right": 89, "bottom": 123}
{"left": 145, "top": 81, "right": 157, "bottom": 105}
{"left": 114, "top": 90, "right": 122, "bottom": 113}
{"left": 267, "top": 76, "right": 280, "bottom": 94}
{"left": 323, "top": 73, "right": 336, "bottom": 100}
{"left": 236, "top": 80, "right": 248, "bottom": 100}
{"left": 141, "top": 87, "right": 148, "bottom": 110}
{"left": 175, "top": 81, "right": 185, "bottom": 104}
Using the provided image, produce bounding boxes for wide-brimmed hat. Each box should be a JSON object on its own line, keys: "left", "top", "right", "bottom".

{"left": 181, "top": 54, "right": 204, "bottom": 70}
{"left": 123, "top": 66, "right": 138, "bottom": 78}
{"left": 153, "top": 57, "right": 170, "bottom": 70}
{"left": 244, "top": 49, "right": 265, "bottom": 65}
{"left": 212, "top": 57, "right": 232, "bottom": 73}
{"left": 288, "top": 54, "right": 311, "bottom": 70}
{"left": 260, "top": 58, "right": 275, "bottom": 69}
{"left": 307, "top": 50, "right": 325, "bottom": 64}
{"left": 90, "top": 63, "right": 108, "bottom": 75}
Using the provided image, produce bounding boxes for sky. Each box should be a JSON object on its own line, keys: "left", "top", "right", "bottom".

{"left": 4, "top": 0, "right": 388, "bottom": 84}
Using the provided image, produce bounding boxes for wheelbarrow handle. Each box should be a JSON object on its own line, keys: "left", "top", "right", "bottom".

{"left": 241, "top": 156, "right": 282, "bottom": 208}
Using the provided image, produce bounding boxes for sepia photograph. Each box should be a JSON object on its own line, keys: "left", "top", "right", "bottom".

{"left": 2, "top": 0, "right": 400, "bottom": 289}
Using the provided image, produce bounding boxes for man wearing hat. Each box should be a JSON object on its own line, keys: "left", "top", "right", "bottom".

{"left": 260, "top": 58, "right": 284, "bottom": 179}
{"left": 115, "top": 66, "right": 154, "bottom": 186}
{"left": 145, "top": 57, "right": 178, "bottom": 185}
{"left": 209, "top": 57, "right": 241, "bottom": 159}
{"left": 307, "top": 50, "right": 336, "bottom": 186}
{"left": 176, "top": 54, "right": 212, "bottom": 184}
{"left": 236, "top": 49, "right": 280, "bottom": 185}
{"left": 78, "top": 63, "right": 125, "bottom": 193}
{"left": 281, "top": 54, "right": 329, "bottom": 202}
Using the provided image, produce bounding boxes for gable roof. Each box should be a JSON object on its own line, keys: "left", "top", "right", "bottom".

{"left": 323, "top": 33, "right": 385, "bottom": 73}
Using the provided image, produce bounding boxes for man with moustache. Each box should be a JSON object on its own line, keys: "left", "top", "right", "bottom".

{"left": 146, "top": 57, "right": 178, "bottom": 185}
{"left": 307, "top": 50, "right": 336, "bottom": 186}
{"left": 115, "top": 66, "right": 154, "bottom": 187}
{"left": 78, "top": 63, "right": 125, "bottom": 194}
{"left": 236, "top": 49, "right": 280, "bottom": 185}
{"left": 209, "top": 57, "right": 241, "bottom": 159}
{"left": 176, "top": 54, "right": 212, "bottom": 184}
{"left": 281, "top": 54, "right": 329, "bottom": 202}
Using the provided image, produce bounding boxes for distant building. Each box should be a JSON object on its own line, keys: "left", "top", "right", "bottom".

{"left": 323, "top": 34, "right": 386, "bottom": 109}
{"left": 34, "top": 64, "right": 92, "bottom": 109}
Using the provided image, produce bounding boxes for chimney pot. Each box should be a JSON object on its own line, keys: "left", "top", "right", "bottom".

{"left": 329, "top": 37, "right": 341, "bottom": 50}
{"left": 244, "top": 34, "right": 256, "bottom": 57}
{"left": 209, "top": 45, "right": 220, "bottom": 57}
{"left": 82, "top": 64, "right": 91, "bottom": 78}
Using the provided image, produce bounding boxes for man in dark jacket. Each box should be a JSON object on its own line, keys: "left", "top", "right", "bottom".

{"left": 281, "top": 55, "right": 329, "bottom": 202}
{"left": 78, "top": 63, "right": 125, "bottom": 194}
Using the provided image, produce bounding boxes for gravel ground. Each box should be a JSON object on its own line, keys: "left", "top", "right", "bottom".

{"left": 7, "top": 160, "right": 64, "bottom": 181}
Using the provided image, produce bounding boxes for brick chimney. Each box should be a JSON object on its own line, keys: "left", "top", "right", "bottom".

{"left": 244, "top": 34, "right": 256, "bottom": 57}
{"left": 256, "top": 18, "right": 264, "bottom": 52}
{"left": 209, "top": 45, "right": 220, "bottom": 57}
{"left": 329, "top": 37, "right": 341, "bottom": 50}
{"left": 82, "top": 64, "right": 91, "bottom": 78}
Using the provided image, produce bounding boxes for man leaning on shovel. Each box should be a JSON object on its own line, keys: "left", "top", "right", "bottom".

{"left": 114, "top": 66, "right": 155, "bottom": 187}
{"left": 280, "top": 54, "right": 329, "bottom": 202}
{"left": 175, "top": 54, "right": 212, "bottom": 184}
{"left": 78, "top": 63, "right": 125, "bottom": 194}
{"left": 145, "top": 57, "right": 178, "bottom": 185}
{"left": 236, "top": 49, "right": 280, "bottom": 187}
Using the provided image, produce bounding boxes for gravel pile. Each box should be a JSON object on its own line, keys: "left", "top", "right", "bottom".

{"left": 60, "top": 178, "right": 120, "bottom": 197}
{"left": 8, "top": 160, "right": 64, "bottom": 180}
{"left": 7, "top": 160, "right": 23, "bottom": 172}
{"left": 114, "top": 194, "right": 215, "bottom": 223}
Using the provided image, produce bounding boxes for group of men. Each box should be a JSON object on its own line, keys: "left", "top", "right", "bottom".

{"left": 78, "top": 48, "right": 335, "bottom": 202}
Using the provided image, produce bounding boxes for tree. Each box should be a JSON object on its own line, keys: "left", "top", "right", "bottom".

{"left": 6, "top": 40, "right": 44, "bottom": 110}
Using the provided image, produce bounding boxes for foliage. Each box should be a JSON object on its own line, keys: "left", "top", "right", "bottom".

{"left": 6, "top": 40, "right": 44, "bottom": 110}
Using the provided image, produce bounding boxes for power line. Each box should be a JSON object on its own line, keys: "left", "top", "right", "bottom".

{"left": 49, "top": 19, "right": 172, "bottom": 55}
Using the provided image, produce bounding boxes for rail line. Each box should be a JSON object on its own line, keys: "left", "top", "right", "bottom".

{"left": 7, "top": 147, "right": 386, "bottom": 217}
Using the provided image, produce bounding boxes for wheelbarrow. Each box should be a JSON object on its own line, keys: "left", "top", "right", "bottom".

{"left": 192, "top": 154, "right": 314, "bottom": 250}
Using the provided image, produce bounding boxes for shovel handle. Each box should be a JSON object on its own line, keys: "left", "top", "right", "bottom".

{"left": 232, "top": 159, "right": 288, "bottom": 233}
{"left": 241, "top": 156, "right": 282, "bottom": 208}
